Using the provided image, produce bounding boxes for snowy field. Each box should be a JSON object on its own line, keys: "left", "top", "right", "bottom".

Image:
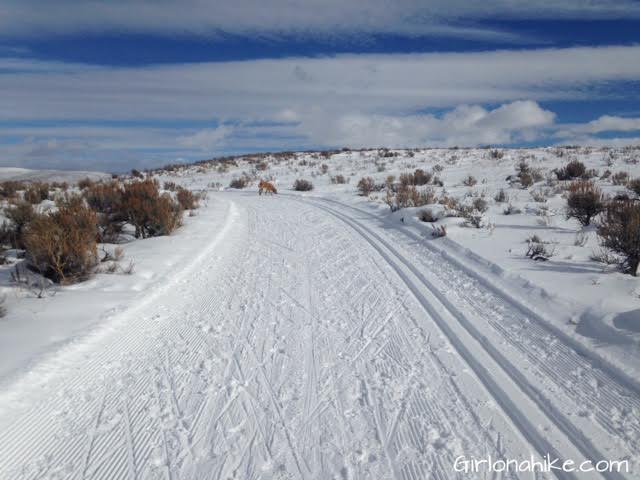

{"left": 1, "top": 146, "right": 640, "bottom": 479}
{"left": 0, "top": 167, "right": 110, "bottom": 184}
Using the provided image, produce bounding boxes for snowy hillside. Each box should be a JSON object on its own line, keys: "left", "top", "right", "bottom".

{"left": 1, "top": 145, "right": 639, "bottom": 479}
{"left": 0, "top": 167, "right": 110, "bottom": 183}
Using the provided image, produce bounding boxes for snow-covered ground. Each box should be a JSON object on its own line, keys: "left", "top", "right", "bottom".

{"left": 1, "top": 146, "right": 640, "bottom": 479}
{"left": 0, "top": 167, "right": 110, "bottom": 183}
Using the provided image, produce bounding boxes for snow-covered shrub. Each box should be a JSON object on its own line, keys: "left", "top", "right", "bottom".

{"left": 385, "top": 175, "right": 396, "bottom": 190}
{"left": 357, "top": 177, "right": 376, "bottom": 196}
{"left": 77, "top": 177, "right": 95, "bottom": 190}
{"left": 413, "top": 169, "right": 432, "bottom": 186}
{"left": 438, "top": 195, "right": 460, "bottom": 211}
{"left": 122, "top": 179, "right": 182, "bottom": 238}
{"left": 530, "top": 188, "right": 550, "bottom": 203}
{"left": 525, "top": 235, "right": 555, "bottom": 261}
{"left": 626, "top": 177, "right": 640, "bottom": 196}
{"left": 503, "top": 204, "right": 522, "bottom": 215}
{"left": 83, "top": 181, "right": 127, "bottom": 243}
{"left": 163, "top": 181, "right": 178, "bottom": 191}
{"left": 582, "top": 168, "right": 599, "bottom": 180}
{"left": 611, "top": 171, "right": 629, "bottom": 186}
{"left": 519, "top": 172, "right": 534, "bottom": 188}
{"left": 386, "top": 186, "right": 435, "bottom": 211}
{"left": 229, "top": 176, "right": 249, "bottom": 189}
{"left": 24, "top": 195, "right": 98, "bottom": 284}
{"left": 399, "top": 172, "right": 414, "bottom": 187}
{"left": 566, "top": 180, "right": 606, "bottom": 227}
{"left": 489, "top": 149, "right": 504, "bottom": 159}
{"left": 0, "top": 181, "right": 24, "bottom": 199}
{"left": 131, "top": 168, "right": 144, "bottom": 179}
{"left": 462, "top": 175, "right": 477, "bottom": 187}
{"left": 293, "top": 179, "right": 314, "bottom": 191}
{"left": 515, "top": 160, "right": 534, "bottom": 187}
{"left": 23, "top": 182, "right": 50, "bottom": 204}
{"left": 84, "top": 181, "right": 123, "bottom": 213}
{"left": 176, "top": 187, "right": 198, "bottom": 210}
{"left": 494, "top": 189, "right": 509, "bottom": 203}
{"left": 3, "top": 200, "right": 36, "bottom": 249}
{"left": 418, "top": 208, "right": 438, "bottom": 222}
{"left": 555, "top": 159, "right": 586, "bottom": 180}
{"left": 597, "top": 200, "right": 640, "bottom": 276}
{"left": 460, "top": 205, "right": 484, "bottom": 228}
{"left": 331, "top": 175, "right": 348, "bottom": 184}
{"left": 472, "top": 197, "right": 488, "bottom": 213}
{"left": 589, "top": 248, "right": 619, "bottom": 265}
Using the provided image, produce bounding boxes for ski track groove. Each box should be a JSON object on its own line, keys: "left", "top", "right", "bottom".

{"left": 1, "top": 194, "right": 636, "bottom": 479}
{"left": 301, "top": 196, "right": 637, "bottom": 479}
{"left": 315, "top": 196, "right": 640, "bottom": 466}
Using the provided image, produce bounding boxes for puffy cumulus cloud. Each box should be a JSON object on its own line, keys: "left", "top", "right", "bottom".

{"left": 299, "top": 100, "right": 556, "bottom": 148}
{"left": 474, "top": 100, "right": 555, "bottom": 129}
{"left": 1, "top": 1, "right": 638, "bottom": 39}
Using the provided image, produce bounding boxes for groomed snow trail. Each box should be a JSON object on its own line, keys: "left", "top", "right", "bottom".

{"left": 0, "top": 194, "right": 636, "bottom": 479}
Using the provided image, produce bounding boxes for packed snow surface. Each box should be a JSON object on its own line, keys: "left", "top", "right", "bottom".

{"left": 1, "top": 146, "right": 640, "bottom": 479}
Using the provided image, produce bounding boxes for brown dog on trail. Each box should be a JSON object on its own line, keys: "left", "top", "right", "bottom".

{"left": 258, "top": 180, "right": 277, "bottom": 195}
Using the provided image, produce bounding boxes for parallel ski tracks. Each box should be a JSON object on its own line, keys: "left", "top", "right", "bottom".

{"left": 299, "top": 196, "right": 633, "bottom": 480}
{"left": 1, "top": 194, "right": 636, "bottom": 479}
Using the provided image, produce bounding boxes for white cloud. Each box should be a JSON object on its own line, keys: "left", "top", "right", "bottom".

{"left": 1, "top": 45, "right": 640, "bottom": 123}
{"left": 1, "top": 45, "right": 640, "bottom": 169}
{"left": 0, "top": 1, "right": 638, "bottom": 38}
{"left": 556, "top": 115, "right": 640, "bottom": 137}
{"left": 301, "top": 100, "right": 556, "bottom": 148}
{"left": 178, "top": 126, "right": 233, "bottom": 151}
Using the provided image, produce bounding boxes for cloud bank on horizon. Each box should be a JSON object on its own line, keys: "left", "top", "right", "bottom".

{"left": 0, "top": 0, "right": 639, "bottom": 171}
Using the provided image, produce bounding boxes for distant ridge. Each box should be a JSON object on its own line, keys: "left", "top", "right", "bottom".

{"left": 0, "top": 167, "right": 110, "bottom": 183}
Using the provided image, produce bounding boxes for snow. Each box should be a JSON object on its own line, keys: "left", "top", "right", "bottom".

{"left": 0, "top": 167, "right": 110, "bottom": 183}
{"left": 0, "top": 195, "right": 226, "bottom": 384}
{"left": 1, "top": 146, "right": 640, "bottom": 478}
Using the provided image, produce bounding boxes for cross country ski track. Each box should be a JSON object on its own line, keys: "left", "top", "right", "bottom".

{"left": 0, "top": 193, "right": 637, "bottom": 480}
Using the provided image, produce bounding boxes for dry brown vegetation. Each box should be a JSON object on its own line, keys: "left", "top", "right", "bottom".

{"left": 597, "top": 200, "right": 640, "bottom": 276}
{"left": 1, "top": 176, "right": 200, "bottom": 284}
{"left": 2, "top": 200, "right": 36, "bottom": 248}
{"left": 555, "top": 159, "right": 587, "bottom": 181}
{"left": 0, "top": 181, "right": 24, "bottom": 199}
{"left": 176, "top": 187, "right": 199, "bottom": 210}
{"left": 122, "top": 179, "right": 182, "bottom": 238}
{"left": 357, "top": 177, "right": 376, "bottom": 196}
{"left": 24, "top": 182, "right": 50, "bottom": 204}
{"left": 24, "top": 196, "right": 98, "bottom": 284}
{"left": 293, "top": 179, "right": 314, "bottom": 191}
{"left": 566, "top": 180, "right": 606, "bottom": 226}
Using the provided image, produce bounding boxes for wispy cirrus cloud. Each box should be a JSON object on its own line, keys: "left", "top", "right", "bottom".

{"left": 1, "top": 44, "right": 640, "bottom": 170}
{"left": 0, "top": 1, "right": 639, "bottom": 40}
{"left": 2, "top": 45, "right": 640, "bottom": 122}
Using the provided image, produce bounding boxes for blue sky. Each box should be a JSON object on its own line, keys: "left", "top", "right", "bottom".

{"left": 1, "top": 1, "right": 639, "bottom": 172}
